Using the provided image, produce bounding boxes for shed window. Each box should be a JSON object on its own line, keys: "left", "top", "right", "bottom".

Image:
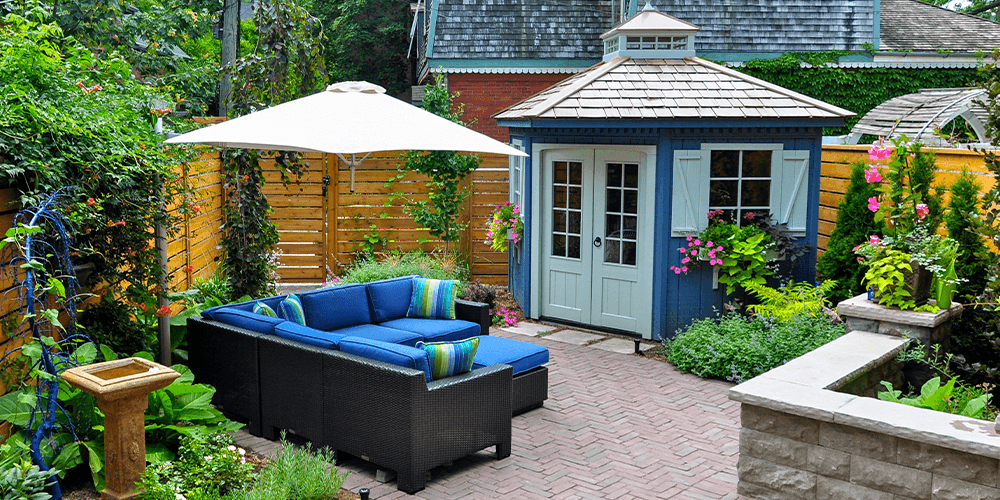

{"left": 625, "top": 35, "right": 687, "bottom": 50}
{"left": 510, "top": 138, "right": 524, "bottom": 207}
{"left": 604, "top": 37, "right": 619, "bottom": 55}
{"left": 709, "top": 150, "right": 772, "bottom": 223}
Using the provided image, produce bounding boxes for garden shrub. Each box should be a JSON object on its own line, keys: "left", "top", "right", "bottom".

{"left": 461, "top": 281, "right": 496, "bottom": 307}
{"left": 338, "top": 251, "right": 468, "bottom": 285}
{"left": 743, "top": 280, "right": 836, "bottom": 322}
{"left": 78, "top": 299, "right": 151, "bottom": 356}
{"left": 0, "top": 459, "right": 57, "bottom": 500}
{"left": 816, "top": 161, "right": 884, "bottom": 304}
{"left": 230, "top": 436, "right": 346, "bottom": 500}
{"left": 663, "top": 312, "right": 845, "bottom": 383}
{"left": 944, "top": 171, "right": 989, "bottom": 300}
{"left": 138, "top": 432, "right": 254, "bottom": 500}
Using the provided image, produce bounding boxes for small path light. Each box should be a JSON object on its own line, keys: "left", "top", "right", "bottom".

{"left": 634, "top": 339, "right": 643, "bottom": 355}
{"left": 359, "top": 488, "right": 370, "bottom": 500}
{"left": 62, "top": 358, "right": 180, "bottom": 500}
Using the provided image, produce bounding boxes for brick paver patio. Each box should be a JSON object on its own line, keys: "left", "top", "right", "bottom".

{"left": 235, "top": 327, "right": 744, "bottom": 499}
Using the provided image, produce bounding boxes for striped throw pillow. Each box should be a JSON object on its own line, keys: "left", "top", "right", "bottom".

{"left": 417, "top": 337, "right": 479, "bottom": 380}
{"left": 252, "top": 302, "right": 277, "bottom": 317}
{"left": 279, "top": 294, "right": 306, "bottom": 325}
{"left": 407, "top": 278, "right": 458, "bottom": 319}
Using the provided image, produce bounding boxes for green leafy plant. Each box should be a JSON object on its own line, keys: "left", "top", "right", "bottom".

{"left": 0, "top": 458, "right": 58, "bottom": 500}
{"left": 485, "top": 202, "right": 524, "bottom": 251}
{"left": 138, "top": 432, "right": 254, "bottom": 500}
{"left": 671, "top": 210, "right": 773, "bottom": 295}
{"left": 816, "top": 161, "right": 885, "bottom": 304}
{"left": 878, "top": 343, "right": 996, "bottom": 420}
{"left": 322, "top": 0, "right": 410, "bottom": 94}
{"left": 395, "top": 74, "right": 482, "bottom": 253}
{"left": 744, "top": 280, "right": 837, "bottom": 322}
{"left": 337, "top": 251, "right": 468, "bottom": 285}
{"left": 229, "top": 434, "right": 347, "bottom": 500}
{"left": 662, "top": 312, "right": 845, "bottom": 383}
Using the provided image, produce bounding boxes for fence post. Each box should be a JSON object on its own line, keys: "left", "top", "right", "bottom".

{"left": 184, "top": 163, "right": 193, "bottom": 289}
{"left": 327, "top": 154, "right": 340, "bottom": 276}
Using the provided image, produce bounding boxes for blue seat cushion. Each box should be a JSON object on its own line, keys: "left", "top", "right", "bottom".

{"left": 366, "top": 276, "right": 415, "bottom": 323}
{"left": 208, "top": 308, "right": 285, "bottom": 335}
{"left": 472, "top": 335, "right": 549, "bottom": 375}
{"left": 298, "top": 284, "right": 371, "bottom": 330}
{"left": 378, "top": 318, "right": 480, "bottom": 343}
{"left": 339, "top": 337, "right": 432, "bottom": 382}
{"left": 274, "top": 323, "right": 346, "bottom": 349}
{"left": 202, "top": 295, "right": 287, "bottom": 321}
{"left": 331, "top": 324, "right": 422, "bottom": 347}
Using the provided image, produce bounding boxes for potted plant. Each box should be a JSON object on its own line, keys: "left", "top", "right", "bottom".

{"left": 485, "top": 202, "right": 524, "bottom": 251}
{"left": 853, "top": 138, "right": 961, "bottom": 311}
{"left": 670, "top": 209, "right": 773, "bottom": 294}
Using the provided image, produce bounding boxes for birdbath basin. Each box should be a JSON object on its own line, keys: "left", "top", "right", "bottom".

{"left": 62, "top": 358, "right": 181, "bottom": 500}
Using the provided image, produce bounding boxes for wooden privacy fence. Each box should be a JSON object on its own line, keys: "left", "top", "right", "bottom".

{"left": 819, "top": 145, "right": 993, "bottom": 254}
{"left": 167, "top": 151, "right": 511, "bottom": 287}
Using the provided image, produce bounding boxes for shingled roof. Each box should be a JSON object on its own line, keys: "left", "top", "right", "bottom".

{"left": 880, "top": 0, "right": 1000, "bottom": 52}
{"left": 494, "top": 57, "right": 855, "bottom": 121}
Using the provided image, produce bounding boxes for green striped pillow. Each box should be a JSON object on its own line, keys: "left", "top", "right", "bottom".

{"left": 407, "top": 278, "right": 458, "bottom": 319}
{"left": 253, "top": 302, "right": 277, "bottom": 317}
{"left": 416, "top": 337, "right": 479, "bottom": 380}
{"left": 279, "top": 294, "right": 306, "bottom": 325}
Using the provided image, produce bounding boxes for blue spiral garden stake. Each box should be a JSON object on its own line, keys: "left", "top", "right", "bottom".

{"left": 0, "top": 190, "right": 92, "bottom": 500}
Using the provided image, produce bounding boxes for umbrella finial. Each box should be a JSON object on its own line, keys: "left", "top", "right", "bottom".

{"left": 327, "top": 81, "right": 386, "bottom": 94}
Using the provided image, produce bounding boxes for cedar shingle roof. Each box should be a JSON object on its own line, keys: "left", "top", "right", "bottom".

{"left": 880, "top": 0, "right": 1000, "bottom": 52}
{"left": 494, "top": 57, "right": 855, "bottom": 120}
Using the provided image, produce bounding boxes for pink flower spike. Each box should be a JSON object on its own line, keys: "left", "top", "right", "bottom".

{"left": 867, "top": 196, "right": 880, "bottom": 212}
{"left": 916, "top": 203, "right": 929, "bottom": 219}
{"left": 864, "top": 166, "right": 882, "bottom": 183}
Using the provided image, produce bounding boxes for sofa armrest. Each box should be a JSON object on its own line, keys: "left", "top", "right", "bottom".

{"left": 455, "top": 299, "right": 490, "bottom": 335}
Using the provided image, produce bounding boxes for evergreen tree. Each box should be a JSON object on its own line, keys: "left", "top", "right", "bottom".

{"left": 909, "top": 148, "right": 946, "bottom": 232}
{"left": 816, "top": 161, "right": 885, "bottom": 304}
{"left": 945, "top": 171, "right": 989, "bottom": 300}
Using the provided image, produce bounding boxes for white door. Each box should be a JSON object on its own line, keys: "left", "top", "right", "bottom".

{"left": 538, "top": 147, "right": 654, "bottom": 336}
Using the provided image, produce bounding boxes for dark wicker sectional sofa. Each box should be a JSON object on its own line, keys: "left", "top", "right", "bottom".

{"left": 187, "top": 276, "right": 548, "bottom": 493}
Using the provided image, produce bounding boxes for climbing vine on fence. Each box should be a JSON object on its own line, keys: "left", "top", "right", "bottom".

{"left": 735, "top": 53, "right": 989, "bottom": 135}
{"left": 221, "top": 0, "right": 327, "bottom": 299}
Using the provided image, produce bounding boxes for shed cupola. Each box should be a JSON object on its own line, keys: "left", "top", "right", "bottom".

{"left": 600, "top": 1, "right": 699, "bottom": 62}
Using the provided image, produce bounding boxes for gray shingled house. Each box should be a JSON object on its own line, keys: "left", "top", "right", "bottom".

{"left": 492, "top": 7, "right": 854, "bottom": 340}
{"left": 412, "top": 0, "right": 1000, "bottom": 140}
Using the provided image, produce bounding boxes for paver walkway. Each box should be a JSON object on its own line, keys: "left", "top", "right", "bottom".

{"left": 234, "top": 327, "right": 744, "bottom": 499}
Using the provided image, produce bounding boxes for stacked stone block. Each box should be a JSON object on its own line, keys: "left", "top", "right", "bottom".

{"left": 738, "top": 405, "right": 1000, "bottom": 500}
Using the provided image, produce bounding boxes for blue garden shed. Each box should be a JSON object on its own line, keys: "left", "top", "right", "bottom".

{"left": 495, "top": 7, "right": 854, "bottom": 340}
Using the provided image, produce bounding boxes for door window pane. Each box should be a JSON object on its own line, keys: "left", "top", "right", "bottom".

{"left": 622, "top": 242, "right": 636, "bottom": 266}
{"left": 552, "top": 161, "right": 583, "bottom": 259}
{"left": 568, "top": 212, "right": 581, "bottom": 233}
{"left": 607, "top": 188, "right": 621, "bottom": 212}
{"left": 569, "top": 162, "right": 582, "bottom": 184}
{"left": 553, "top": 234, "right": 566, "bottom": 257}
{"left": 624, "top": 163, "right": 639, "bottom": 188}
{"left": 553, "top": 210, "right": 566, "bottom": 232}
{"left": 604, "top": 161, "right": 640, "bottom": 266}
{"left": 624, "top": 190, "right": 638, "bottom": 214}
{"left": 567, "top": 236, "right": 581, "bottom": 259}
{"left": 569, "top": 187, "right": 582, "bottom": 209}
{"left": 604, "top": 240, "right": 620, "bottom": 264}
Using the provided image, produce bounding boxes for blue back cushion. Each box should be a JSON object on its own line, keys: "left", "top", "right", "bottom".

{"left": 208, "top": 309, "right": 285, "bottom": 335}
{"left": 299, "top": 284, "right": 371, "bottom": 331}
{"left": 339, "top": 337, "right": 432, "bottom": 382}
{"left": 274, "top": 323, "right": 346, "bottom": 349}
{"left": 202, "top": 295, "right": 287, "bottom": 321}
{"left": 366, "top": 276, "right": 415, "bottom": 323}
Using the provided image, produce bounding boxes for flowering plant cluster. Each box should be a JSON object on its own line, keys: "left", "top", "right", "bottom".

{"left": 854, "top": 138, "right": 960, "bottom": 309}
{"left": 486, "top": 202, "right": 524, "bottom": 251}
{"left": 138, "top": 432, "right": 254, "bottom": 500}
{"left": 491, "top": 306, "right": 520, "bottom": 328}
{"left": 670, "top": 210, "right": 773, "bottom": 294}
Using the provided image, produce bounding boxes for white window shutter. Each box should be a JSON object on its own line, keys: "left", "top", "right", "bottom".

{"left": 778, "top": 150, "right": 810, "bottom": 235}
{"left": 671, "top": 150, "right": 708, "bottom": 237}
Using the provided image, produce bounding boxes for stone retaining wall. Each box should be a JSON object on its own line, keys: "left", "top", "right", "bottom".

{"left": 730, "top": 330, "right": 1000, "bottom": 500}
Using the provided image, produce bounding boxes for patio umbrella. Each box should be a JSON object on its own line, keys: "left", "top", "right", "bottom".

{"left": 165, "top": 81, "right": 527, "bottom": 191}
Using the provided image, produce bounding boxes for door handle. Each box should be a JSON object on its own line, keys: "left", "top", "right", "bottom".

{"left": 594, "top": 237, "right": 602, "bottom": 247}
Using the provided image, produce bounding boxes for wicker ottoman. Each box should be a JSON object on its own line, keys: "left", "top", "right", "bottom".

{"left": 473, "top": 335, "right": 549, "bottom": 415}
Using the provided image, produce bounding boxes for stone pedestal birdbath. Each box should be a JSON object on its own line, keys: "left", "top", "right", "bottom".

{"left": 62, "top": 358, "right": 181, "bottom": 500}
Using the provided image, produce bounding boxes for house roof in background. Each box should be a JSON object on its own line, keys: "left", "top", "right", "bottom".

{"left": 880, "top": 0, "right": 1000, "bottom": 51}
{"left": 600, "top": 9, "right": 699, "bottom": 39}
{"left": 494, "top": 57, "right": 855, "bottom": 121}
{"left": 429, "top": 0, "right": 613, "bottom": 60}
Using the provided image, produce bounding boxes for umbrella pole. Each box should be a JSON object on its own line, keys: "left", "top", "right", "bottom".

{"left": 336, "top": 153, "right": 373, "bottom": 193}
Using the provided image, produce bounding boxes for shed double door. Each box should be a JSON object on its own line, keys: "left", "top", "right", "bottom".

{"left": 539, "top": 148, "right": 653, "bottom": 336}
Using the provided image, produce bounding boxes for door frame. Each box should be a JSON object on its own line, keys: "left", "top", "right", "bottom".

{"left": 529, "top": 143, "right": 657, "bottom": 337}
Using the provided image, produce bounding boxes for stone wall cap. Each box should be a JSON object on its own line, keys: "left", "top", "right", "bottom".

{"left": 836, "top": 293, "right": 964, "bottom": 328}
{"left": 729, "top": 377, "right": 856, "bottom": 422}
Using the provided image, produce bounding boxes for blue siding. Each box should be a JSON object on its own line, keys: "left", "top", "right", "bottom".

{"left": 508, "top": 124, "right": 826, "bottom": 341}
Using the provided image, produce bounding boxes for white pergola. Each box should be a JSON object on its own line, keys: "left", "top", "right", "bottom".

{"left": 846, "top": 88, "right": 992, "bottom": 146}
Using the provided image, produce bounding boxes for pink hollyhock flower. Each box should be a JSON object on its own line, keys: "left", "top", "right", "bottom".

{"left": 869, "top": 235, "right": 881, "bottom": 245}
{"left": 682, "top": 257, "right": 690, "bottom": 264}
{"left": 690, "top": 250, "right": 698, "bottom": 256}
{"left": 864, "top": 166, "right": 883, "bottom": 183}
{"left": 916, "top": 204, "right": 929, "bottom": 219}
{"left": 868, "top": 196, "right": 879, "bottom": 212}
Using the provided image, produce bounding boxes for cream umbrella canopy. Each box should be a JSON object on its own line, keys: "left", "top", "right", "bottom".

{"left": 165, "top": 81, "right": 527, "bottom": 191}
